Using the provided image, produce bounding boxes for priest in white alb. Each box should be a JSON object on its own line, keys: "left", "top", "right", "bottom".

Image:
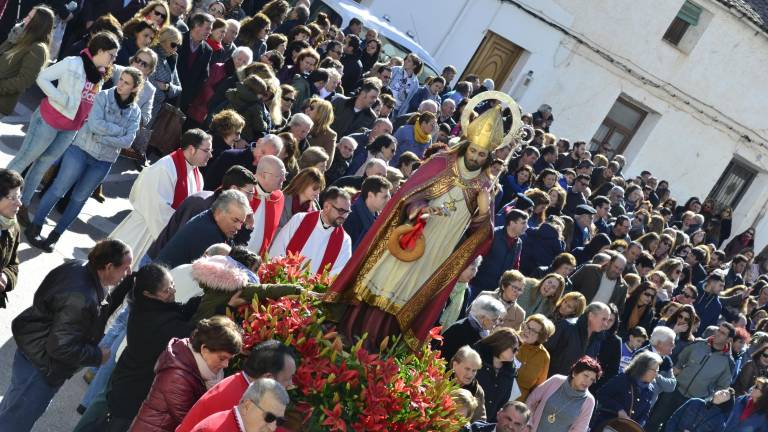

{"left": 269, "top": 187, "right": 352, "bottom": 276}
{"left": 110, "top": 129, "right": 213, "bottom": 267}
{"left": 246, "top": 155, "right": 286, "bottom": 255}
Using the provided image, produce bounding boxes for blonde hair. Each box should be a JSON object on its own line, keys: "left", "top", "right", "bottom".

{"left": 307, "top": 97, "right": 334, "bottom": 134}
{"left": 524, "top": 314, "right": 555, "bottom": 345}
{"left": 450, "top": 388, "right": 478, "bottom": 419}
{"left": 156, "top": 25, "right": 182, "bottom": 47}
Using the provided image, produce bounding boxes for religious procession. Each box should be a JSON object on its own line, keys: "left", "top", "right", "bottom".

{"left": 0, "top": 0, "right": 766, "bottom": 431}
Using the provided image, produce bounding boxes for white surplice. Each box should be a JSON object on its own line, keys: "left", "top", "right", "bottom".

{"left": 246, "top": 185, "right": 268, "bottom": 252}
{"left": 110, "top": 154, "right": 203, "bottom": 268}
{"left": 269, "top": 212, "right": 351, "bottom": 276}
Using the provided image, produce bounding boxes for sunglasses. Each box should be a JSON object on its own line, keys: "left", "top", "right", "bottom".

{"left": 132, "top": 58, "right": 150, "bottom": 68}
{"left": 282, "top": 96, "right": 295, "bottom": 103}
{"left": 152, "top": 9, "right": 167, "bottom": 20}
{"left": 254, "top": 404, "right": 286, "bottom": 425}
{"left": 762, "top": 353, "right": 768, "bottom": 359}
{"left": 170, "top": 42, "right": 180, "bottom": 49}
{"left": 682, "top": 292, "right": 695, "bottom": 299}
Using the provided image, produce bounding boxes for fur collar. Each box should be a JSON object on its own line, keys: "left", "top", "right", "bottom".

{"left": 191, "top": 256, "right": 249, "bottom": 292}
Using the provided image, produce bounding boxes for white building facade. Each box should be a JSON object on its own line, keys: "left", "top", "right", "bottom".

{"left": 359, "top": 0, "right": 768, "bottom": 251}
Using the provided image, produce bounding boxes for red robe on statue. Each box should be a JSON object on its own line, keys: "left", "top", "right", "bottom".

{"left": 325, "top": 149, "right": 494, "bottom": 350}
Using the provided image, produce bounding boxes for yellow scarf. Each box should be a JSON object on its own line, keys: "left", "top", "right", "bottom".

{"left": 413, "top": 123, "right": 431, "bottom": 144}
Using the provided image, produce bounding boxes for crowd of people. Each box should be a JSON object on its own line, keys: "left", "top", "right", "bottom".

{"left": 0, "top": 0, "right": 766, "bottom": 431}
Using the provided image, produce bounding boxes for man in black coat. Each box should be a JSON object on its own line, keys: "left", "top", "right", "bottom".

{"left": 544, "top": 302, "right": 611, "bottom": 376}
{"left": 0, "top": 169, "right": 21, "bottom": 309}
{"left": 177, "top": 13, "right": 214, "bottom": 114}
{"left": 0, "top": 240, "right": 133, "bottom": 430}
{"left": 330, "top": 79, "right": 380, "bottom": 137}
{"left": 570, "top": 253, "right": 629, "bottom": 313}
{"left": 340, "top": 35, "right": 364, "bottom": 94}
{"left": 155, "top": 189, "right": 252, "bottom": 269}
{"left": 439, "top": 295, "right": 506, "bottom": 363}
{"left": 147, "top": 165, "right": 256, "bottom": 260}
{"left": 469, "top": 401, "right": 531, "bottom": 432}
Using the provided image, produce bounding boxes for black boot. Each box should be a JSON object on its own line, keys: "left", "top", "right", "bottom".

{"left": 29, "top": 230, "right": 61, "bottom": 253}
{"left": 17, "top": 205, "right": 30, "bottom": 227}
{"left": 24, "top": 223, "right": 41, "bottom": 240}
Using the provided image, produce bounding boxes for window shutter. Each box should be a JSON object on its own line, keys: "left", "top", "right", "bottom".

{"left": 677, "top": 1, "right": 702, "bottom": 26}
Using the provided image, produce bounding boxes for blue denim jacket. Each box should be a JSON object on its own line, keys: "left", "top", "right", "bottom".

{"left": 75, "top": 88, "right": 141, "bottom": 163}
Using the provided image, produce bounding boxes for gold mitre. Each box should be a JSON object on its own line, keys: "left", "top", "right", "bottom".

{"left": 460, "top": 90, "right": 525, "bottom": 152}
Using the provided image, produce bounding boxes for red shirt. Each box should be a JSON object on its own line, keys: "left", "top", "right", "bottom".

{"left": 176, "top": 373, "right": 248, "bottom": 432}
{"left": 189, "top": 408, "right": 240, "bottom": 432}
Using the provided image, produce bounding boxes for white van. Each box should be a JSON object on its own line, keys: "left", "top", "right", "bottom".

{"left": 309, "top": 0, "right": 440, "bottom": 81}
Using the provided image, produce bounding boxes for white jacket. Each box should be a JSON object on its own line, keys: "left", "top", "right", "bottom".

{"left": 35, "top": 56, "right": 87, "bottom": 120}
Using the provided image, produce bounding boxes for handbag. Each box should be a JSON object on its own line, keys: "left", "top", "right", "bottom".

{"left": 147, "top": 102, "right": 186, "bottom": 156}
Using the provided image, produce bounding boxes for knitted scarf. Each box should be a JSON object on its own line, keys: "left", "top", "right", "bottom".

{"left": 413, "top": 123, "right": 430, "bottom": 144}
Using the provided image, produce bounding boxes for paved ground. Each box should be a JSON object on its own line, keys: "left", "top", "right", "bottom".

{"left": 0, "top": 89, "right": 140, "bottom": 431}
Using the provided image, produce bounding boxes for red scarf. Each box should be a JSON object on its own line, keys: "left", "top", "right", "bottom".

{"left": 206, "top": 37, "right": 222, "bottom": 52}
{"left": 171, "top": 149, "right": 201, "bottom": 209}
{"left": 291, "top": 195, "right": 312, "bottom": 214}
{"left": 286, "top": 211, "right": 344, "bottom": 275}
{"left": 251, "top": 189, "right": 284, "bottom": 255}
{"left": 741, "top": 398, "right": 756, "bottom": 421}
{"left": 706, "top": 336, "right": 731, "bottom": 353}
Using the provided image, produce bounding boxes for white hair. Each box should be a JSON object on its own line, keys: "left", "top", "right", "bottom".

{"left": 226, "top": 18, "right": 240, "bottom": 29}
{"left": 338, "top": 136, "right": 357, "bottom": 150}
{"left": 442, "top": 98, "right": 456, "bottom": 108}
{"left": 469, "top": 295, "right": 506, "bottom": 320}
{"left": 212, "top": 189, "right": 252, "bottom": 215}
{"left": 482, "top": 78, "right": 495, "bottom": 91}
{"left": 650, "top": 326, "right": 676, "bottom": 346}
{"left": 259, "top": 134, "right": 283, "bottom": 155}
{"left": 232, "top": 46, "right": 253, "bottom": 63}
{"left": 364, "top": 158, "right": 387, "bottom": 175}
{"left": 240, "top": 378, "right": 290, "bottom": 406}
{"left": 288, "top": 112, "right": 314, "bottom": 130}
{"left": 204, "top": 243, "right": 231, "bottom": 257}
{"left": 418, "top": 99, "right": 439, "bottom": 113}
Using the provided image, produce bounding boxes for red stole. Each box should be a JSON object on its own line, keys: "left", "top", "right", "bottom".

{"left": 250, "top": 189, "right": 285, "bottom": 255}
{"left": 171, "top": 149, "right": 202, "bottom": 209}
{"left": 286, "top": 211, "right": 344, "bottom": 275}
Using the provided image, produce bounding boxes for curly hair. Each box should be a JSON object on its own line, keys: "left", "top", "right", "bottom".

{"left": 210, "top": 109, "right": 246, "bottom": 137}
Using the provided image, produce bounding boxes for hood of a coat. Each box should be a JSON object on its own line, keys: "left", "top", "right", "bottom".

{"left": 192, "top": 255, "right": 249, "bottom": 293}
{"left": 532, "top": 223, "right": 560, "bottom": 240}
{"left": 226, "top": 82, "right": 262, "bottom": 107}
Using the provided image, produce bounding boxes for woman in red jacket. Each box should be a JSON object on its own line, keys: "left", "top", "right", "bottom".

{"left": 130, "top": 316, "right": 242, "bottom": 432}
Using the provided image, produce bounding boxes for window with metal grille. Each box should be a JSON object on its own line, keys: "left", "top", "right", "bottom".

{"left": 589, "top": 97, "right": 647, "bottom": 159}
{"left": 708, "top": 159, "right": 757, "bottom": 212}
{"left": 663, "top": 1, "right": 702, "bottom": 45}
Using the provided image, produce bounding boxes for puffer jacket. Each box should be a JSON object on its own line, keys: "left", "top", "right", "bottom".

{"left": 191, "top": 255, "right": 301, "bottom": 322}
{"left": 75, "top": 88, "right": 141, "bottom": 162}
{"left": 224, "top": 82, "right": 271, "bottom": 142}
{"left": 130, "top": 338, "right": 205, "bottom": 432}
{"left": 12, "top": 260, "right": 124, "bottom": 386}
{"left": 0, "top": 36, "right": 48, "bottom": 115}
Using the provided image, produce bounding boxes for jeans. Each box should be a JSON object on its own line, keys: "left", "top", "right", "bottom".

{"left": 79, "top": 303, "right": 129, "bottom": 408}
{"left": 0, "top": 350, "right": 62, "bottom": 431}
{"left": 7, "top": 108, "right": 78, "bottom": 206}
{"left": 33, "top": 146, "right": 113, "bottom": 234}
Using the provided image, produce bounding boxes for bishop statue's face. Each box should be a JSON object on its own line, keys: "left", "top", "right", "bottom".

{"left": 464, "top": 143, "right": 489, "bottom": 171}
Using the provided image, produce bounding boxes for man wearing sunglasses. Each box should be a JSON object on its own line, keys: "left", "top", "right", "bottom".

{"left": 269, "top": 187, "right": 352, "bottom": 276}
{"left": 178, "top": 340, "right": 296, "bottom": 432}
{"left": 190, "top": 378, "right": 289, "bottom": 431}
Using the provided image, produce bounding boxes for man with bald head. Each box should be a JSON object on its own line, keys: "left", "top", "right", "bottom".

{"left": 332, "top": 158, "right": 387, "bottom": 190}
{"left": 204, "top": 134, "right": 283, "bottom": 191}
{"left": 247, "top": 155, "right": 287, "bottom": 254}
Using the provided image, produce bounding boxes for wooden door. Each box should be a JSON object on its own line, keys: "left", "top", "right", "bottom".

{"left": 461, "top": 31, "right": 523, "bottom": 87}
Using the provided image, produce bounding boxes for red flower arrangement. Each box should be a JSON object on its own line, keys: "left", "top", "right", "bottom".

{"left": 233, "top": 291, "right": 466, "bottom": 430}
{"left": 258, "top": 251, "right": 333, "bottom": 293}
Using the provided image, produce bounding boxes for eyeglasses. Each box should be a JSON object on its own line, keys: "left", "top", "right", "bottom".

{"left": 152, "top": 9, "right": 167, "bottom": 20}
{"left": 170, "top": 42, "right": 180, "bottom": 49}
{"left": 332, "top": 204, "right": 351, "bottom": 215}
{"left": 264, "top": 170, "right": 287, "bottom": 180}
{"left": 253, "top": 403, "right": 286, "bottom": 425}
{"left": 131, "top": 58, "right": 150, "bottom": 68}
{"left": 3, "top": 194, "right": 21, "bottom": 202}
{"left": 522, "top": 323, "right": 541, "bottom": 335}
